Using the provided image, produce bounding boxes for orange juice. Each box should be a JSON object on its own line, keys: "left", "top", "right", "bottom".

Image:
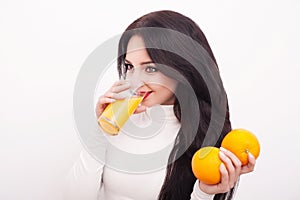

{"left": 98, "top": 96, "right": 144, "bottom": 135}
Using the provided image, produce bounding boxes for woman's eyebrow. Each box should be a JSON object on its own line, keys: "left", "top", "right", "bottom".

{"left": 124, "top": 59, "right": 154, "bottom": 65}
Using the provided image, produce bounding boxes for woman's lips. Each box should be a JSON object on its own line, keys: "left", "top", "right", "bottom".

{"left": 138, "top": 91, "right": 152, "bottom": 100}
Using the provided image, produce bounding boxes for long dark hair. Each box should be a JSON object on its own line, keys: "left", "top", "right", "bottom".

{"left": 117, "top": 10, "right": 235, "bottom": 200}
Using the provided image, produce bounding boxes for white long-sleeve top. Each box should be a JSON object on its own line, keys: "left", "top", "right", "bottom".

{"left": 64, "top": 105, "right": 214, "bottom": 200}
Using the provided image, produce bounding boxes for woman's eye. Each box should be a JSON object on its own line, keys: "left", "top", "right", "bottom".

{"left": 124, "top": 63, "right": 134, "bottom": 71}
{"left": 145, "top": 66, "right": 158, "bottom": 73}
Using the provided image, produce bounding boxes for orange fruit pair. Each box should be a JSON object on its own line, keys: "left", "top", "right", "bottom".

{"left": 191, "top": 128, "right": 260, "bottom": 185}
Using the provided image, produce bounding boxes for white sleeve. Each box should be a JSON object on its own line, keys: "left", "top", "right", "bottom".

{"left": 190, "top": 180, "right": 215, "bottom": 200}
{"left": 63, "top": 149, "right": 105, "bottom": 200}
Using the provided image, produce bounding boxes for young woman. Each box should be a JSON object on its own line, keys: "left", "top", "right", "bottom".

{"left": 65, "top": 10, "right": 256, "bottom": 200}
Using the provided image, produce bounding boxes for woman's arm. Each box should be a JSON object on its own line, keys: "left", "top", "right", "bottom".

{"left": 64, "top": 79, "right": 133, "bottom": 199}
{"left": 190, "top": 180, "right": 215, "bottom": 200}
{"left": 64, "top": 149, "right": 105, "bottom": 200}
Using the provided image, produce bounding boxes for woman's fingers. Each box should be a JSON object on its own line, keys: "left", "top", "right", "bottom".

{"left": 111, "top": 81, "right": 131, "bottom": 93}
{"left": 217, "top": 163, "right": 231, "bottom": 193}
{"left": 219, "top": 151, "right": 236, "bottom": 188}
{"left": 241, "top": 152, "right": 256, "bottom": 174}
{"left": 104, "top": 80, "right": 131, "bottom": 100}
{"left": 199, "top": 162, "right": 237, "bottom": 194}
{"left": 198, "top": 163, "right": 228, "bottom": 194}
{"left": 103, "top": 92, "right": 126, "bottom": 100}
{"left": 95, "top": 97, "right": 114, "bottom": 118}
{"left": 199, "top": 149, "right": 256, "bottom": 195}
{"left": 220, "top": 147, "right": 242, "bottom": 184}
{"left": 95, "top": 80, "right": 130, "bottom": 118}
{"left": 134, "top": 105, "right": 147, "bottom": 114}
{"left": 103, "top": 80, "right": 130, "bottom": 96}
{"left": 98, "top": 97, "right": 116, "bottom": 105}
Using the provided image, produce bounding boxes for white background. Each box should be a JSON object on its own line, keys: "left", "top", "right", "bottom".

{"left": 1, "top": 0, "right": 299, "bottom": 199}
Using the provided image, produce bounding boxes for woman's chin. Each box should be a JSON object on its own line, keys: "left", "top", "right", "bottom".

{"left": 141, "top": 102, "right": 152, "bottom": 108}
{"left": 141, "top": 100, "right": 157, "bottom": 108}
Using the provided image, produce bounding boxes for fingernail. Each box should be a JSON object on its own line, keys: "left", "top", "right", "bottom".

{"left": 219, "top": 151, "right": 226, "bottom": 158}
{"left": 110, "top": 99, "right": 116, "bottom": 103}
{"left": 220, "top": 163, "right": 226, "bottom": 170}
{"left": 248, "top": 152, "right": 254, "bottom": 158}
{"left": 220, "top": 147, "right": 227, "bottom": 152}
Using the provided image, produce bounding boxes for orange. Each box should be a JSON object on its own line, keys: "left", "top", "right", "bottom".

{"left": 191, "top": 146, "right": 222, "bottom": 185}
{"left": 221, "top": 128, "right": 260, "bottom": 165}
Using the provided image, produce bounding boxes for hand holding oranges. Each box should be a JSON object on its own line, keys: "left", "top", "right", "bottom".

{"left": 191, "top": 128, "right": 260, "bottom": 186}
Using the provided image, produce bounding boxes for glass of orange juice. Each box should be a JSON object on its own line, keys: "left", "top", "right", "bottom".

{"left": 98, "top": 90, "right": 145, "bottom": 135}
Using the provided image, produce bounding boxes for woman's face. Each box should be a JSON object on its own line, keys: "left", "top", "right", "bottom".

{"left": 124, "top": 35, "right": 178, "bottom": 107}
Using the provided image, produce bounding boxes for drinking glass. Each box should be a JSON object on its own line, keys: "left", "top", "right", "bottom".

{"left": 98, "top": 88, "right": 145, "bottom": 135}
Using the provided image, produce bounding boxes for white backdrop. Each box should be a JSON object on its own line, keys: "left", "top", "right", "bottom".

{"left": 1, "top": 0, "right": 299, "bottom": 199}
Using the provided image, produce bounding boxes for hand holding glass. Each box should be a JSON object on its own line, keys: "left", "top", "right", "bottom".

{"left": 98, "top": 87, "right": 145, "bottom": 135}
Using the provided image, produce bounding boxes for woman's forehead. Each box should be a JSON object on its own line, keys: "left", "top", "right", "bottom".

{"left": 126, "top": 35, "right": 146, "bottom": 52}
{"left": 125, "top": 35, "right": 153, "bottom": 65}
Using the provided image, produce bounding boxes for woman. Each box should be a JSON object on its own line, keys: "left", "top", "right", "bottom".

{"left": 66, "top": 10, "right": 256, "bottom": 200}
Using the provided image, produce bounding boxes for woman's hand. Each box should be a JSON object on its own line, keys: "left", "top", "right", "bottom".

{"left": 95, "top": 80, "right": 147, "bottom": 118}
{"left": 95, "top": 80, "right": 131, "bottom": 118}
{"left": 198, "top": 147, "right": 256, "bottom": 194}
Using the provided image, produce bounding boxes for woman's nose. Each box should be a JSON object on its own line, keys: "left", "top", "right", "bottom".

{"left": 127, "top": 73, "right": 144, "bottom": 90}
